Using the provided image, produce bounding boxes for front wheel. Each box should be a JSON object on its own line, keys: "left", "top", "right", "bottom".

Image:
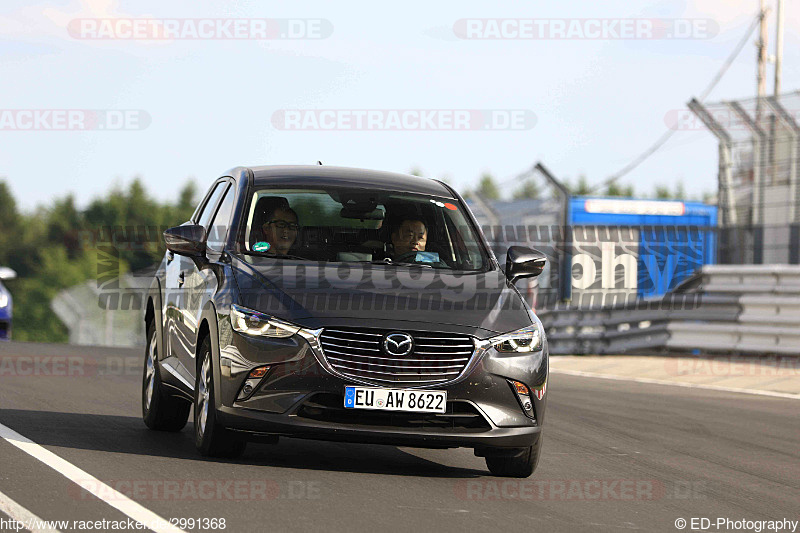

{"left": 142, "top": 322, "right": 191, "bottom": 431}
{"left": 194, "top": 337, "right": 246, "bottom": 458}
{"left": 484, "top": 435, "right": 543, "bottom": 478}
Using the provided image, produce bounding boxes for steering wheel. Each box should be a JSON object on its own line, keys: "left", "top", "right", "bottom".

{"left": 392, "top": 251, "right": 421, "bottom": 263}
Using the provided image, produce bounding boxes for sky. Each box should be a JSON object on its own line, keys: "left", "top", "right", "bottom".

{"left": 1, "top": 0, "right": 799, "bottom": 210}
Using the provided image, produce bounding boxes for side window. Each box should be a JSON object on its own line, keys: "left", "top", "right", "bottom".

{"left": 206, "top": 185, "right": 234, "bottom": 251}
{"left": 196, "top": 182, "right": 226, "bottom": 232}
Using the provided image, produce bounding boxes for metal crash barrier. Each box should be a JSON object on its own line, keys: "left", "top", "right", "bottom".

{"left": 540, "top": 265, "right": 800, "bottom": 355}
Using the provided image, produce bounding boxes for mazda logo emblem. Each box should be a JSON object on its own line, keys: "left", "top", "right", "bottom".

{"left": 383, "top": 332, "right": 413, "bottom": 356}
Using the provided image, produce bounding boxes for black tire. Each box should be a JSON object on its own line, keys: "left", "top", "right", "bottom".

{"left": 194, "top": 336, "right": 246, "bottom": 459}
{"left": 485, "top": 435, "right": 543, "bottom": 478}
{"left": 142, "top": 321, "right": 191, "bottom": 431}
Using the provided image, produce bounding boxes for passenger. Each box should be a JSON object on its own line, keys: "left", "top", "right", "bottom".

{"left": 251, "top": 197, "right": 299, "bottom": 256}
{"left": 390, "top": 217, "right": 428, "bottom": 258}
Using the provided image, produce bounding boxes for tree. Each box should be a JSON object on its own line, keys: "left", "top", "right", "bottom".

{"left": 47, "top": 195, "right": 84, "bottom": 259}
{"left": 512, "top": 178, "right": 540, "bottom": 200}
{"left": 0, "top": 181, "right": 17, "bottom": 228}
{"left": 654, "top": 185, "right": 672, "bottom": 199}
{"left": 0, "top": 180, "right": 20, "bottom": 265}
{"left": 605, "top": 182, "right": 634, "bottom": 197}
{"left": 176, "top": 180, "right": 198, "bottom": 219}
{"left": 674, "top": 181, "right": 686, "bottom": 200}
{"left": 11, "top": 246, "right": 94, "bottom": 343}
{"left": 0, "top": 175, "right": 204, "bottom": 342}
{"left": 563, "top": 174, "right": 592, "bottom": 196}
{"left": 476, "top": 172, "right": 500, "bottom": 200}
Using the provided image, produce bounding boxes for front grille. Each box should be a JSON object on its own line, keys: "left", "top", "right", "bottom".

{"left": 318, "top": 327, "right": 475, "bottom": 386}
{"left": 296, "top": 393, "right": 490, "bottom": 431}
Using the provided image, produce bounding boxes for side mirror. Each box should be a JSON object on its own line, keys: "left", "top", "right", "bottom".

{"left": 0, "top": 267, "right": 16, "bottom": 281}
{"left": 506, "top": 246, "right": 547, "bottom": 283}
{"left": 164, "top": 225, "right": 206, "bottom": 257}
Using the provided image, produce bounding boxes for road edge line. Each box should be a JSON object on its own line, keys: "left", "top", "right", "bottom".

{"left": 0, "top": 489, "right": 61, "bottom": 533}
{"left": 0, "top": 422, "right": 185, "bottom": 533}
{"left": 550, "top": 369, "right": 800, "bottom": 400}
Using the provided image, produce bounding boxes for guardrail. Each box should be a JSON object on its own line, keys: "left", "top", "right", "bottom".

{"left": 540, "top": 265, "right": 800, "bottom": 355}
{"left": 51, "top": 275, "right": 146, "bottom": 347}
{"left": 692, "top": 265, "right": 800, "bottom": 295}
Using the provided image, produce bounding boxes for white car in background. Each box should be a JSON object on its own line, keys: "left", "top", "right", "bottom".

{"left": 0, "top": 267, "right": 16, "bottom": 340}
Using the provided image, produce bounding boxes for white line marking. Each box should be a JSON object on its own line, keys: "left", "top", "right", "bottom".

{"left": 551, "top": 369, "right": 800, "bottom": 400}
{"left": 0, "top": 489, "right": 61, "bottom": 533}
{"left": 0, "top": 422, "right": 185, "bottom": 533}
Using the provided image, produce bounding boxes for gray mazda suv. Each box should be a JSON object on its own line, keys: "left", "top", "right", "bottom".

{"left": 143, "top": 165, "right": 548, "bottom": 477}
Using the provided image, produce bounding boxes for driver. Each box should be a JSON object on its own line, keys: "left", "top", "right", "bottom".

{"left": 251, "top": 197, "right": 299, "bottom": 256}
{"left": 390, "top": 217, "right": 427, "bottom": 258}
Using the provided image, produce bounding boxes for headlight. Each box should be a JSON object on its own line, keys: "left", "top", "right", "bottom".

{"left": 490, "top": 324, "right": 543, "bottom": 353}
{"left": 230, "top": 304, "right": 300, "bottom": 338}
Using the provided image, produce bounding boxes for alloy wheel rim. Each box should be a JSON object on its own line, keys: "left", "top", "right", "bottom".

{"left": 144, "top": 331, "right": 156, "bottom": 410}
{"left": 197, "top": 355, "right": 211, "bottom": 436}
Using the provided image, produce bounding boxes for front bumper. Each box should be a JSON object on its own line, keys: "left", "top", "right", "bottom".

{"left": 215, "top": 327, "right": 548, "bottom": 450}
{"left": 218, "top": 404, "right": 541, "bottom": 449}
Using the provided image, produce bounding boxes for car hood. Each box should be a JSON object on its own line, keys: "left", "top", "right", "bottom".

{"left": 230, "top": 255, "right": 532, "bottom": 339}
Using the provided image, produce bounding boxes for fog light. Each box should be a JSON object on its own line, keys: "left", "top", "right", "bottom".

{"left": 237, "top": 366, "right": 271, "bottom": 401}
{"left": 248, "top": 367, "right": 269, "bottom": 379}
{"left": 509, "top": 380, "right": 536, "bottom": 421}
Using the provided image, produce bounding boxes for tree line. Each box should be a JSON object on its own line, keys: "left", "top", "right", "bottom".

{"left": 0, "top": 179, "right": 197, "bottom": 342}
{"left": 471, "top": 172, "right": 705, "bottom": 202}
{"left": 0, "top": 169, "right": 713, "bottom": 344}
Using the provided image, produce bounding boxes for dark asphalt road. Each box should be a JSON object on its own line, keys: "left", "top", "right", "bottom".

{"left": 0, "top": 341, "right": 798, "bottom": 533}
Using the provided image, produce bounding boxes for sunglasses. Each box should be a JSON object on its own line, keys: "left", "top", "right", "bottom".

{"left": 266, "top": 219, "right": 300, "bottom": 231}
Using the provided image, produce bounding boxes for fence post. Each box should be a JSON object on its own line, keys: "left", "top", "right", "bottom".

{"left": 753, "top": 226, "right": 764, "bottom": 264}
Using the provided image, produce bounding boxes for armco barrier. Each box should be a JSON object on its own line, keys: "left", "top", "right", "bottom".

{"left": 738, "top": 295, "right": 800, "bottom": 325}
{"left": 692, "top": 265, "right": 800, "bottom": 295}
{"left": 540, "top": 296, "right": 740, "bottom": 355}
{"left": 540, "top": 265, "right": 800, "bottom": 355}
{"left": 667, "top": 323, "right": 800, "bottom": 354}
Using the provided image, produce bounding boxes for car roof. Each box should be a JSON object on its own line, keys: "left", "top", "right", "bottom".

{"left": 245, "top": 165, "right": 455, "bottom": 197}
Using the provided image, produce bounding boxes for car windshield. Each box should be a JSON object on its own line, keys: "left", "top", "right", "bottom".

{"left": 238, "top": 187, "right": 488, "bottom": 271}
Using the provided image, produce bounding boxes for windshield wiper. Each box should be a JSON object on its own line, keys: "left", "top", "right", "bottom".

{"left": 370, "top": 259, "right": 434, "bottom": 269}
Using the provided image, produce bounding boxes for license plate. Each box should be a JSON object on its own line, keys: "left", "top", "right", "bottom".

{"left": 344, "top": 386, "right": 447, "bottom": 413}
